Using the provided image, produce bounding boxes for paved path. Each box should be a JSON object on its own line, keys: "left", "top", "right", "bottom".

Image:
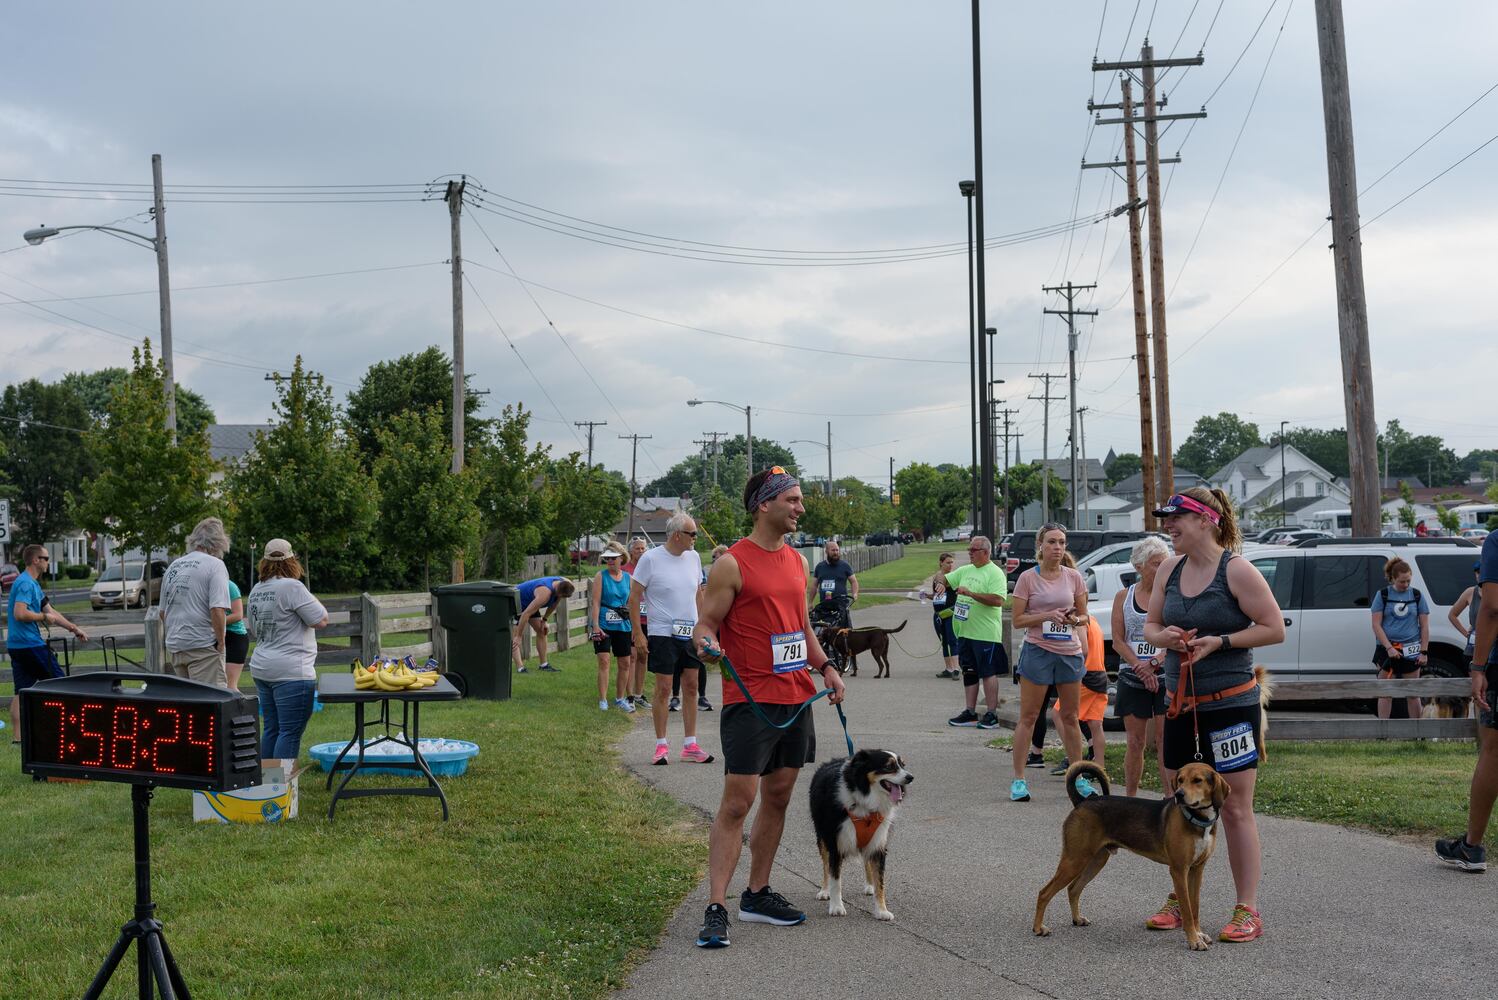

{"left": 615, "top": 601, "right": 1489, "bottom": 1000}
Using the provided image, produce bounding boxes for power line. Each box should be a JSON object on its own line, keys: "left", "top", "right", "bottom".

{"left": 0, "top": 261, "right": 444, "bottom": 307}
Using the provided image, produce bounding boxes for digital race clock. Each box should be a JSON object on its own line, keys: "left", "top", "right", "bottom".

{"left": 21, "top": 672, "right": 261, "bottom": 791}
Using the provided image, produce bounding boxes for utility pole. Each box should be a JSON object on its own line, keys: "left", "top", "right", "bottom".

{"left": 1043, "top": 282, "right": 1097, "bottom": 530}
{"left": 1079, "top": 406, "right": 1091, "bottom": 529}
{"left": 827, "top": 421, "right": 834, "bottom": 495}
{"left": 1029, "top": 373, "right": 1064, "bottom": 524}
{"left": 969, "top": 0, "right": 995, "bottom": 541}
{"left": 889, "top": 456, "right": 895, "bottom": 501}
{"left": 444, "top": 177, "right": 467, "bottom": 582}
{"left": 1280, "top": 420, "right": 1289, "bottom": 527}
{"left": 1314, "top": 0, "right": 1380, "bottom": 537}
{"left": 1094, "top": 42, "right": 1205, "bottom": 511}
{"left": 701, "top": 430, "right": 726, "bottom": 488}
{"left": 575, "top": 420, "right": 608, "bottom": 471}
{"left": 620, "top": 433, "right": 653, "bottom": 542}
{"left": 996, "top": 407, "right": 1022, "bottom": 533}
{"left": 150, "top": 154, "right": 176, "bottom": 440}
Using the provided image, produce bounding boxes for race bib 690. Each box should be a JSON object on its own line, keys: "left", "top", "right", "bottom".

{"left": 771, "top": 631, "right": 808, "bottom": 673}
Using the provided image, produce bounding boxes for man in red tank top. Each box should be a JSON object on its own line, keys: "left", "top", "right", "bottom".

{"left": 690, "top": 467, "right": 846, "bottom": 948}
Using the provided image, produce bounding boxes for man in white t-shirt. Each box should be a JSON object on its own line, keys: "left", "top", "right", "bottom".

{"left": 158, "top": 517, "right": 233, "bottom": 687}
{"left": 629, "top": 513, "right": 713, "bottom": 766}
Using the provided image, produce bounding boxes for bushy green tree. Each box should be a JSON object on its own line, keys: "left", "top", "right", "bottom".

{"left": 1104, "top": 452, "right": 1142, "bottom": 489}
{"left": 346, "top": 347, "right": 488, "bottom": 465}
{"left": 471, "top": 404, "right": 551, "bottom": 577}
{"left": 894, "top": 463, "right": 970, "bottom": 537}
{"left": 0, "top": 378, "right": 93, "bottom": 545}
{"left": 1377, "top": 420, "right": 1460, "bottom": 486}
{"left": 692, "top": 483, "right": 739, "bottom": 552}
{"left": 223, "top": 357, "right": 378, "bottom": 590}
{"left": 72, "top": 341, "right": 216, "bottom": 586}
{"left": 61, "top": 368, "right": 216, "bottom": 440}
{"left": 540, "top": 454, "right": 629, "bottom": 557}
{"left": 1271, "top": 426, "right": 1349, "bottom": 479}
{"left": 1174, "top": 413, "right": 1263, "bottom": 478}
{"left": 1005, "top": 461, "right": 1069, "bottom": 524}
{"left": 642, "top": 436, "right": 799, "bottom": 499}
{"left": 372, "top": 408, "right": 482, "bottom": 590}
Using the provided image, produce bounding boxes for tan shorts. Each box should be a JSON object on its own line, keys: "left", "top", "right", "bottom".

{"left": 169, "top": 646, "right": 227, "bottom": 688}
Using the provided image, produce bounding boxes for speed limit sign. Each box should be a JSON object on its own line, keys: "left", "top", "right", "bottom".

{"left": 0, "top": 499, "right": 9, "bottom": 543}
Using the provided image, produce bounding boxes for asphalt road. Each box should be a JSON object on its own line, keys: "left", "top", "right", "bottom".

{"left": 614, "top": 601, "right": 1490, "bottom": 1000}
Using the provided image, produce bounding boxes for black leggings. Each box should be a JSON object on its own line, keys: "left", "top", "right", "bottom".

{"left": 1031, "top": 686, "right": 1095, "bottom": 751}
{"left": 671, "top": 660, "right": 707, "bottom": 699}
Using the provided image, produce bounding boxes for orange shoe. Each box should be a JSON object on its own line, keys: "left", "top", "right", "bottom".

{"left": 1145, "top": 893, "right": 1181, "bottom": 930}
{"left": 1219, "top": 903, "right": 1263, "bottom": 942}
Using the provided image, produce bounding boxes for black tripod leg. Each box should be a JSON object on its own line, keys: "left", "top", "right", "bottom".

{"left": 145, "top": 931, "right": 176, "bottom": 1000}
{"left": 156, "top": 931, "right": 192, "bottom": 999}
{"left": 81, "top": 928, "right": 134, "bottom": 1000}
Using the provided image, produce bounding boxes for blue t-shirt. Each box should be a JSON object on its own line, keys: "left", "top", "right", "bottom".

{"left": 1371, "top": 585, "right": 1429, "bottom": 647}
{"left": 518, "top": 576, "right": 564, "bottom": 613}
{"left": 6, "top": 573, "right": 46, "bottom": 649}
{"left": 1482, "top": 532, "right": 1498, "bottom": 665}
{"left": 226, "top": 579, "right": 248, "bottom": 636}
{"left": 596, "top": 570, "right": 632, "bottom": 632}
{"left": 813, "top": 560, "right": 855, "bottom": 603}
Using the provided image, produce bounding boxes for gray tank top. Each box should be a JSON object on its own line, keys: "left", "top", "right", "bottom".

{"left": 1468, "top": 590, "right": 1483, "bottom": 650}
{"left": 1161, "top": 551, "right": 1258, "bottom": 710}
{"left": 1118, "top": 584, "right": 1154, "bottom": 689}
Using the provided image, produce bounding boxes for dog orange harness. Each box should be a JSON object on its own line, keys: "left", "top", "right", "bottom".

{"left": 848, "top": 810, "right": 885, "bottom": 850}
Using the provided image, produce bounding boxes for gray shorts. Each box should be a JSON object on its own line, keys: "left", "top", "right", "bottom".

{"left": 1018, "top": 644, "right": 1085, "bottom": 686}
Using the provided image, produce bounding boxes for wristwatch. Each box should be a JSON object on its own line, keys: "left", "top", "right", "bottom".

{"left": 1218, "top": 633, "right": 1233, "bottom": 650}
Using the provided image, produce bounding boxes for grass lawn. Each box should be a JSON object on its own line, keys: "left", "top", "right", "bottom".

{"left": 0, "top": 645, "right": 706, "bottom": 999}
{"left": 853, "top": 542, "right": 950, "bottom": 591}
{"left": 989, "top": 735, "right": 1493, "bottom": 846}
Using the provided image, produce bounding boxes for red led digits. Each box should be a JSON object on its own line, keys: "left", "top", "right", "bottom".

{"left": 149, "top": 707, "right": 181, "bottom": 773}
{"left": 111, "top": 706, "right": 140, "bottom": 769}
{"left": 43, "top": 701, "right": 67, "bottom": 762}
{"left": 78, "top": 701, "right": 107, "bottom": 767}
{"left": 185, "top": 712, "right": 216, "bottom": 773}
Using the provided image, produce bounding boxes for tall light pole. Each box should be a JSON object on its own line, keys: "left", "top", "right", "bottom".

{"left": 24, "top": 154, "right": 176, "bottom": 439}
{"left": 960, "top": 180, "right": 978, "bottom": 531}
{"left": 1280, "top": 420, "right": 1289, "bottom": 527}
{"left": 688, "top": 399, "right": 751, "bottom": 481}
{"left": 989, "top": 375, "right": 1004, "bottom": 536}
{"left": 969, "top": 0, "right": 995, "bottom": 539}
{"left": 790, "top": 426, "right": 833, "bottom": 495}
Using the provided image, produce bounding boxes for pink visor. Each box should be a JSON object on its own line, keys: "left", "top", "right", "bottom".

{"left": 1152, "top": 494, "right": 1221, "bottom": 525}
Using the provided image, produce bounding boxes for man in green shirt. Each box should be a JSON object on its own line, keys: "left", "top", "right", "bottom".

{"left": 944, "top": 535, "right": 1010, "bottom": 729}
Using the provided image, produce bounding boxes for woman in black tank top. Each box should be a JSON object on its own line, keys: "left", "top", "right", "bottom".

{"left": 1142, "top": 487, "right": 1285, "bottom": 944}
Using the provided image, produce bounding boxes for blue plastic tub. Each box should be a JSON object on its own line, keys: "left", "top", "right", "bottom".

{"left": 308, "top": 739, "right": 479, "bottom": 777}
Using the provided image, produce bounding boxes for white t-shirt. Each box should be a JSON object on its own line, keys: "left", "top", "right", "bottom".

{"left": 159, "top": 551, "right": 232, "bottom": 653}
{"left": 632, "top": 546, "right": 704, "bottom": 638}
{"left": 246, "top": 577, "right": 328, "bottom": 682}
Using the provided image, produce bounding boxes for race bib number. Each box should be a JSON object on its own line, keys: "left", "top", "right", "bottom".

{"left": 820, "top": 579, "right": 836, "bottom": 597}
{"left": 1133, "top": 640, "right": 1157, "bottom": 659}
{"left": 771, "top": 630, "right": 808, "bottom": 673}
{"left": 672, "top": 619, "right": 695, "bottom": 641}
{"left": 1209, "top": 721, "right": 1259, "bottom": 771}
{"left": 1042, "top": 620, "right": 1074, "bottom": 640}
{"left": 1400, "top": 642, "right": 1422, "bottom": 658}
{"left": 953, "top": 600, "right": 971, "bottom": 622}
{"left": 602, "top": 609, "right": 623, "bottom": 625}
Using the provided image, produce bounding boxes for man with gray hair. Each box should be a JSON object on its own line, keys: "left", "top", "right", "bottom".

{"left": 158, "top": 516, "right": 233, "bottom": 687}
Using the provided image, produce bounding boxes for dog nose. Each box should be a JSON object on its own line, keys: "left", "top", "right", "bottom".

{"left": 903, "top": 773, "right": 914, "bottom": 784}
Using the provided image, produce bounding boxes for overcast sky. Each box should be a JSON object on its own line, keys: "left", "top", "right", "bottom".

{"left": 4, "top": 1, "right": 1494, "bottom": 488}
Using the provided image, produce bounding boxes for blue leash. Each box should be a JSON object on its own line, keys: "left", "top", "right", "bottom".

{"left": 716, "top": 650, "right": 855, "bottom": 756}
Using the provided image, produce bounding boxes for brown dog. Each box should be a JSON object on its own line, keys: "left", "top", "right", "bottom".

{"left": 1033, "top": 761, "right": 1229, "bottom": 951}
{"left": 817, "top": 621, "right": 907, "bottom": 678}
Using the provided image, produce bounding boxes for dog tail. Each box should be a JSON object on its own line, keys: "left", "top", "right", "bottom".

{"left": 1255, "top": 665, "right": 1273, "bottom": 761}
{"left": 1065, "top": 761, "right": 1110, "bottom": 807}
{"left": 887, "top": 621, "right": 907, "bottom": 635}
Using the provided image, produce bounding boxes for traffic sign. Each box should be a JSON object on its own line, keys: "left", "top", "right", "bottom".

{"left": 0, "top": 499, "right": 9, "bottom": 543}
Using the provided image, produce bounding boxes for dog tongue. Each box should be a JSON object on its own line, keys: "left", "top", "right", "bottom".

{"left": 888, "top": 782, "right": 905, "bottom": 804}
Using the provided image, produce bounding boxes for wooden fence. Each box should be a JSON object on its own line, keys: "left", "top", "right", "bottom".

{"left": 1264, "top": 677, "right": 1478, "bottom": 740}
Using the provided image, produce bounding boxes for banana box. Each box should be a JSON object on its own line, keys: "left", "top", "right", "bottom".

{"left": 192, "top": 763, "right": 301, "bottom": 824}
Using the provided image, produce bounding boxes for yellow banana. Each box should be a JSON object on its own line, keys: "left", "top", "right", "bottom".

{"left": 373, "top": 670, "right": 403, "bottom": 691}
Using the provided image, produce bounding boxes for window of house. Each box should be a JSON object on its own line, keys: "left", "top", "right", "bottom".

{"left": 1316, "top": 481, "right": 1325, "bottom": 496}
{"left": 1242, "top": 480, "right": 1248, "bottom": 498}
{"left": 1295, "top": 483, "right": 1304, "bottom": 497}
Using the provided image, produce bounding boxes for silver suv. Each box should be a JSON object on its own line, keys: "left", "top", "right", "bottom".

{"left": 1244, "top": 537, "right": 1477, "bottom": 679}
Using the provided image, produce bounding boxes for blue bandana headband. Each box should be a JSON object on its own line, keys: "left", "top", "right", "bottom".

{"left": 747, "top": 467, "right": 800, "bottom": 512}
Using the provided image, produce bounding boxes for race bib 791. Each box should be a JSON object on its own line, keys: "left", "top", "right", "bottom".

{"left": 771, "top": 631, "right": 808, "bottom": 673}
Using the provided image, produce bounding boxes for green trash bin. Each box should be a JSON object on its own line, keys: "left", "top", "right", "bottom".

{"left": 432, "top": 581, "right": 520, "bottom": 700}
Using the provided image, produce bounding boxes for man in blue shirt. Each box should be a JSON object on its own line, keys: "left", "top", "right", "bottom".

{"left": 1437, "top": 530, "right": 1498, "bottom": 871}
{"left": 6, "top": 544, "right": 89, "bottom": 738}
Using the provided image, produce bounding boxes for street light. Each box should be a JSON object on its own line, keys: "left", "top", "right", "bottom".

{"left": 688, "top": 399, "right": 751, "bottom": 479}
{"left": 990, "top": 378, "right": 1006, "bottom": 534}
{"left": 789, "top": 422, "right": 832, "bottom": 495}
{"left": 1280, "top": 420, "right": 1289, "bottom": 527}
{"left": 22, "top": 154, "right": 177, "bottom": 438}
{"left": 960, "top": 180, "right": 978, "bottom": 532}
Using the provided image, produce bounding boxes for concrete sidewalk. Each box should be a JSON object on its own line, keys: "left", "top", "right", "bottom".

{"left": 615, "top": 601, "right": 1489, "bottom": 1000}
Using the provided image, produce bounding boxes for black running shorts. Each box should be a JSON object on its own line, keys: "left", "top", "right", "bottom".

{"left": 720, "top": 702, "right": 817, "bottom": 775}
{"left": 592, "top": 629, "right": 633, "bottom": 658}
{"left": 647, "top": 634, "right": 702, "bottom": 676}
{"left": 1161, "top": 702, "right": 1262, "bottom": 773}
{"left": 1114, "top": 679, "right": 1167, "bottom": 719}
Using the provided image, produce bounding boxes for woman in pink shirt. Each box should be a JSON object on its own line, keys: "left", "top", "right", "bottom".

{"left": 1007, "top": 523, "right": 1089, "bottom": 802}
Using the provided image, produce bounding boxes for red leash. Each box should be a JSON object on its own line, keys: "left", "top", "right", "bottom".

{"left": 1165, "top": 630, "right": 1205, "bottom": 761}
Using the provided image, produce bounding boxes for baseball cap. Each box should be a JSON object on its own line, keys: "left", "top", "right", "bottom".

{"left": 262, "top": 538, "right": 297, "bottom": 561}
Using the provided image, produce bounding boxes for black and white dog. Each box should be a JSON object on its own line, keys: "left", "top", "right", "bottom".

{"left": 808, "top": 749, "right": 914, "bottom": 921}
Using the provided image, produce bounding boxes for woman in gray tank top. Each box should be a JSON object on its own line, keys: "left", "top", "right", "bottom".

{"left": 1142, "top": 488, "right": 1285, "bottom": 945}
{"left": 1109, "top": 535, "right": 1171, "bottom": 797}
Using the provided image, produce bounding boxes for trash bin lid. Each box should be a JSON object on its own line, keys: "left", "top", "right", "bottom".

{"left": 431, "top": 580, "right": 518, "bottom": 597}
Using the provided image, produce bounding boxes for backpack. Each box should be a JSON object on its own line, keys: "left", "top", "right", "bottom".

{"left": 1378, "top": 586, "right": 1422, "bottom": 617}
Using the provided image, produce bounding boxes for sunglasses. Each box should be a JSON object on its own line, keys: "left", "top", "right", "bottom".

{"left": 1156, "top": 494, "right": 1221, "bottom": 525}
{"left": 770, "top": 465, "right": 786, "bottom": 475}
{"left": 678, "top": 530, "right": 699, "bottom": 537}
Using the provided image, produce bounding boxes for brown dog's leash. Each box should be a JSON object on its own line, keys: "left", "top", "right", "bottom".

{"left": 1165, "top": 631, "right": 1205, "bottom": 762}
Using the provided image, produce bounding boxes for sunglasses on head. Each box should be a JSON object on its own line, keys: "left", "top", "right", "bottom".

{"left": 1154, "top": 494, "right": 1221, "bottom": 526}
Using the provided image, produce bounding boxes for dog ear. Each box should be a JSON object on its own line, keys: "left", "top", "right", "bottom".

{"left": 1212, "top": 772, "right": 1230, "bottom": 809}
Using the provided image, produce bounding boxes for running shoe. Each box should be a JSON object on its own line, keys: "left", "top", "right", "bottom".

{"left": 1145, "top": 893, "right": 1182, "bottom": 930}
{"left": 1050, "top": 759, "right": 1071, "bottom": 776}
{"left": 651, "top": 744, "right": 669, "bottom": 766}
{"left": 635, "top": 693, "right": 651, "bottom": 708}
{"left": 1218, "top": 903, "right": 1263, "bottom": 942}
{"left": 936, "top": 668, "right": 955, "bottom": 679}
{"left": 1435, "top": 835, "right": 1488, "bottom": 871}
{"left": 948, "top": 708, "right": 979, "bottom": 727}
{"left": 696, "top": 903, "right": 731, "bottom": 948}
{"left": 738, "top": 886, "right": 806, "bottom": 926}
{"left": 614, "top": 697, "right": 635, "bottom": 713}
{"left": 668, "top": 696, "right": 681, "bottom": 712}
{"left": 977, "top": 711, "right": 1000, "bottom": 730}
{"left": 681, "top": 743, "right": 715, "bottom": 764}
{"left": 698, "top": 696, "right": 713, "bottom": 712}
{"left": 599, "top": 699, "right": 609, "bottom": 711}
{"left": 538, "top": 662, "right": 560, "bottom": 673}
{"left": 1075, "top": 776, "right": 1102, "bottom": 799}
{"left": 1025, "top": 752, "right": 1046, "bottom": 768}
{"left": 516, "top": 665, "right": 528, "bottom": 674}
{"left": 1009, "top": 779, "right": 1031, "bottom": 802}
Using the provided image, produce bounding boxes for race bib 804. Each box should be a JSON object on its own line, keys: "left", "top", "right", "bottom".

{"left": 1209, "top": 721, "right": 1258, "bottom": 771}
{"left": 771, "top": 630, "right": 808, "bottom": 673}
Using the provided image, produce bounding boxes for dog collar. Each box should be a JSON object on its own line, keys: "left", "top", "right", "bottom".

{"left": 1174, "top": 792, "right": 1218, "bottom": 830}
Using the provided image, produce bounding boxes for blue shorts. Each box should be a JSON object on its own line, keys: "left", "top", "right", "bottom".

{"left": 1018, "top": 644, "right": 1086, "bottom": 686}
{"left": 958, "top": 637, "right": 1009, "bottom": 680}
{"left": 7, "top": 645, "right": 65, "bottom": 691}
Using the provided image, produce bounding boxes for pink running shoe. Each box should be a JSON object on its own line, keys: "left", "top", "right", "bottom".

{"left": 652, "top": 744, "right": 670, "bottom": 766}
{"left": 1145, "top": 893, "right": 1182, "bottom": 930}
{"left": 680, "top": 743, "right": 716, "bottom": 764}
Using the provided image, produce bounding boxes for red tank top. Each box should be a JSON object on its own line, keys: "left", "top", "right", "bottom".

{"left": 720, "top": 538, "right": 819, "bottom": 706}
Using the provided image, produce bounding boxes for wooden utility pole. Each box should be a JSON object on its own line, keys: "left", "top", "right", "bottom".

{"left": 575, "top": 420, "right": 608, "bottom": 471}
{"left": 1078, "top": 406, "right": 1091, "bottom": 528}
{"left": 996, "top": 407, "right": 1022, "bottom": 532}
{"left": 1093, "top": 44, "right": 1204, "bottom": 513}
{"left": 1043, "top": 281, "right": 1097, "bottom": 530}
{"left": 620, "top": 433, "right": 653, "bottom": 541}
{"left": 445, "top": 177, "right": 467, "bottom": 582}
{"left": 1314, "top": 0, "right": 1380, "bottom": 537}
{"left": 1029, "top": 373, "right": 1064, "bottom": 524}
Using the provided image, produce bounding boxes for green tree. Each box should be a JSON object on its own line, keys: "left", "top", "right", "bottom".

{"left": 1005, "top": 461, "right": 1069, "bottom": 524}
{"left": 540, "top": 453, "right": 629, "bottom": 556}
{"left": 1104, "top": 452, "right": 1142, "bottom": 489}
{"left": 1270, "top": 426, "right": 1349, "bottom": 479}
{"left": 693, "top": 483, "right": 739, "bottom": 552}
{"left": 1396, "top": 480, "right": 1418, "bottom": 531}
{"left": 894, "top": 463, "right": 969, "bottom": 537}
{"left": 642, "top": 436, "right": 800, "bottom": 499}
{"left": 1377, "top": 419, "right": 1460, "bottom": 486}
{"left": 60, "top": 368, "right": 216, "bottom": 440}
{"left": 0, "top": 378, "right": 94, "bottom": 545}
{"left": 1459, "top": 448, "right": 1498, "bottom": 481}
{"left": 1174, "top": 412, "right": 1263, "bottom": 478}
{"left": 372, "top": 409, "right": 482, "bottom": 590}
{"left": 1435, "top": 502, "right": 1461, "bottom": 535}
{"left": 471, "top": 404, "right": 552, "bottom": 577}
{"left": 797, "top": 489, "right": 846, "bottom": 538}
{"left": 71, "top": 341, "right": 216, "bottom": 584}
{"left": 345, "top": 347, "right": 488, "bottom": 465}
{"left": 223, "top": 357, "right": 379, "bottom": 590}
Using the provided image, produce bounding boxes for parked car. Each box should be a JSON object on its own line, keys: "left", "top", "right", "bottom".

{"left": 1249, "top": 525, "right": 1305, "bottom": 544}
{"left": 0, "top": 562, "right": 18, "bottom": 594}
{"left": 941, "top": 527, "right": 960, "bottom": 542}
{"left": 863, "top": 532, "right": 901, "bottom": 546}
{"left": 1004, "top": 530, "right": 1156, "bottom": 577}
{"left": 90, "top": 560, "right": 169, "bottom": 610}
{"left": 1084, "top": 563, "right": 1140, "bottom": 605}
{"left": 1283, "top": 530, "right": 1335, "bottom": 545}
{"left": 1460, "top": 528, "right": 1490, "bottom": 540}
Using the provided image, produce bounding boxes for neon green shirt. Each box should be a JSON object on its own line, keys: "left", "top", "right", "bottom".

{"left": 947, "top": 561, "right": 1008, "bottom": 643}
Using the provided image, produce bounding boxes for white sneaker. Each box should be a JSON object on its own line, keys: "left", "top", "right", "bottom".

{"left": 599, "top": 699, "right": 609, "bottom": 711}
{"left": 615, "top": 697, "right": 636, "bottom": 713}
